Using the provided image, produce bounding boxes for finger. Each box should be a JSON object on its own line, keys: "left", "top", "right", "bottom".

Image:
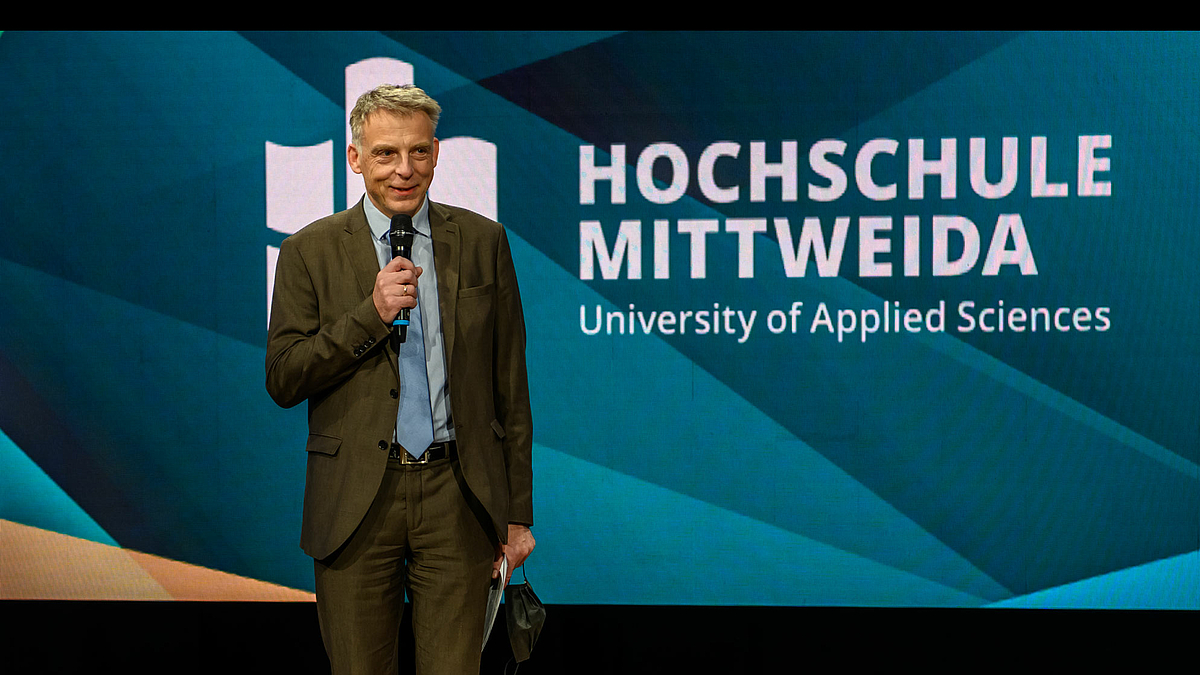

{"left": 382, "top": 255, "right": 409, "bottom": 272}
{"left": 388, "top": 270, "right": 418, "bottom": 286}
{"left": 388, "top": 282, "right": 422, "bottom": 300}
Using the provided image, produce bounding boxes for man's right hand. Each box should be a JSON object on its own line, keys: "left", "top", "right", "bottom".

{"left": 373, "top": 256, "right": 423, "bottom": 326}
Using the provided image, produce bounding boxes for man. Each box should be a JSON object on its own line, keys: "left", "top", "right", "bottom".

{"left": 266, "top": 84, "right": 534, "bottom": 674}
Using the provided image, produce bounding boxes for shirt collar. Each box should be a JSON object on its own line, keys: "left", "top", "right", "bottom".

{"left": 363, "top": 195, "right": 431, "bottom": 244}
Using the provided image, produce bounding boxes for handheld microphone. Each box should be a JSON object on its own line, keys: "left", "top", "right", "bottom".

{"left": 388, "top": 213, "right": 415, "bottom": 343}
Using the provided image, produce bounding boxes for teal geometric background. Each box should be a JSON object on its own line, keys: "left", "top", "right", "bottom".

{"left": 1, "top": 31, "right": 1195, "bottom": 606}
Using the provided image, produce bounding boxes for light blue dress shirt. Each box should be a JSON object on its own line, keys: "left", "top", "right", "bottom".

{"left": 363, "top": 196, "right": 456, "bottom": 443}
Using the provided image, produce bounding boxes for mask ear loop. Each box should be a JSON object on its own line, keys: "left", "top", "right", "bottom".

{"left": 503, "top": 567, "right": 531, "bottom": 675}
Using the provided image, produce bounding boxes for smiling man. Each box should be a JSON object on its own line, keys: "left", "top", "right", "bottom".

{"left": 266, "top": 84, "right": 534, "bottom": 675}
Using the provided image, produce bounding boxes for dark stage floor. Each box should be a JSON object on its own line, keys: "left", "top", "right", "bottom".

{"left": 7, "top": 601, "right": 1190, "bottom": 673}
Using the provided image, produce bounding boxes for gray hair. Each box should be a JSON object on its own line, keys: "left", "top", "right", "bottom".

{"left": 349, "top": 84, "right": 442, "bottom": 148}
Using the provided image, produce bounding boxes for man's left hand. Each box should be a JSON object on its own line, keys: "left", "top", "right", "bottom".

{"left": 494, "top": 524, "right": 535, "bottom": 585}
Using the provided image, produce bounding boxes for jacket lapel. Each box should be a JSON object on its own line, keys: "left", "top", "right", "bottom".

{"left": 430, "top": 202, "right": 461, "bottom": 371}
{"left": 341, "top": 199, "right": 399, "bottom": 376}
{"left": 342, "top": 198, "right": 380, "bottom": 300}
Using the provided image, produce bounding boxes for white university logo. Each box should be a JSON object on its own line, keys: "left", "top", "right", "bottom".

{"left": 265, "top": 57, "right": 498, "bottom": 324}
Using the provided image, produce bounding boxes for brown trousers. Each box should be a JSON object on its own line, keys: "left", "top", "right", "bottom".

{"left": 314, "top": 457, "right": 496, "bottom": 675}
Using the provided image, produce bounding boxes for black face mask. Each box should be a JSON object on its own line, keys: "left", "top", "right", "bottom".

{"left": 504, "top": 571, "right": 545, "bottom": 663}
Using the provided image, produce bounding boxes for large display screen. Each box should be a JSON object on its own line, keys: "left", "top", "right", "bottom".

{"left": 1, "top": 31, "right": 1195, "bottom": 608}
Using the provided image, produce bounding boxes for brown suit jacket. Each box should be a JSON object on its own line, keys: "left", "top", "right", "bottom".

{"left": 266, "top": 199, "right": 533, "bottom": 561}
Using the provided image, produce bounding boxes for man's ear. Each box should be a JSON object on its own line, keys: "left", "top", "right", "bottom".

{"left": 347, "top": 143, "right": 363, "bottom": 175}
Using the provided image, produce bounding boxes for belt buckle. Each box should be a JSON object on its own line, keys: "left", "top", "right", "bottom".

{"left": 399, "top": 446, "right": 431, "bottom": 464}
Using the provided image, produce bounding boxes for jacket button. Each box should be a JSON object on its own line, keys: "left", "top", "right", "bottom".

{"left": 390, "top": 389, "right": 398, "bottom": 399}
{"left": 378, "top": 440, "right": 388, "bottom": 450}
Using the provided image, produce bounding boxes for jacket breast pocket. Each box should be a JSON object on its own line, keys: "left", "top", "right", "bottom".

{"left": 458, "top": 282, "right": 494, "bottom": 299}
{"left": 457, "top": 283, "right": 495, "bottom": 338}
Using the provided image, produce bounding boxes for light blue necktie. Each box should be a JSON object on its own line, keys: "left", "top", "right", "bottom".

{"left": 395, "top": 261, "right": 435, "bottom": 459}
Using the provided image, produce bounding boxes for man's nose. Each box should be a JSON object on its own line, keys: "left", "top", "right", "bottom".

{"left": 394, "top": 155, "right": 413, "bottom": 177}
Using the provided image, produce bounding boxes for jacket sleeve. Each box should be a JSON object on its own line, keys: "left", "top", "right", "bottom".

{"left": 265, "top": 235, "right": 392, "bottom": 409}
{"left": 493, "top": 226, "right": 534, "bottom": 526}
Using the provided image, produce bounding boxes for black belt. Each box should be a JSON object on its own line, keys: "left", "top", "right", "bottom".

{"left": 389, "top": 440, "right": 456, "bottom": 464}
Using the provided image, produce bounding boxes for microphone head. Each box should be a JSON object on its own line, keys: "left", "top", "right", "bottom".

{"left": 388, "top": 213, "right": 415, "bottom": 238}
{"left": 389, "top": 213, "right": 415, "bottom": 255}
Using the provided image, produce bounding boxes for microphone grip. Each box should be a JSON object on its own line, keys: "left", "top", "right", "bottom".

{"left": 388, "top": 214, "right": 416, "bottom": 343}
{"left": 393, "top": 241, "right": 412, "bottom": 342}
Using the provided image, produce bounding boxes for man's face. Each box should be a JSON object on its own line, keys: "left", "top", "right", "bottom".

{"left": 348, "top": 110, "right": 439, "bottom": 217}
